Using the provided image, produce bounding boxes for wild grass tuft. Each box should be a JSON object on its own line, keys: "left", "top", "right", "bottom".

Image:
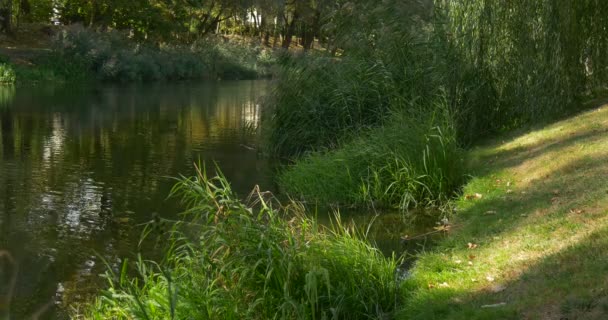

{"left": 278, "top": 99, "right": 466, "bottom": 212}
{"left": 81, "top": 164, "right": 401, "bottom": 319}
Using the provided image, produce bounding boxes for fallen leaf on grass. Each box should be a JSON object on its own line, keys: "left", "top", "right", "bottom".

{"left": 433, "top": 225, "right": 452, "bottom": 232}
{"left": 465, "top": 193, "right": 483, "bottom": 200}
{"left": 468, "top": 255, "right": 476, "bottom": 260}
{"left": 552, "top": 189, "right": 560, "bottom": 195}
{"left": 467, "top": 242, "right": 478, "bottom": 249}
{"left": 570, "top": 208, "right": 585, "bottom": 215}
{"left": 428, "top": 283, "right": 435, "bottom": 289}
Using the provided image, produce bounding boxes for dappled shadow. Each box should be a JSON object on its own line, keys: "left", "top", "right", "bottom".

{"left": 398, "top": 104, "right": 608, "bottom": 319}
{"left": 403, "top": 226, "right": 608, "bottom": 320}
{"left": 472, "top": 106, "right": 608, "bottom": 175}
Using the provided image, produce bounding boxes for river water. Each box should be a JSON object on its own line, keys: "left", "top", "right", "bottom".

{"left": 0, "top": 81, "right": 280, "bottom": 318}
{"left": 0, "top": 81, "right": 431, "bottom": 319}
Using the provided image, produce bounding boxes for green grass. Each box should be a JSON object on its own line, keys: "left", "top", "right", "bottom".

{"left": 79, "top": 165, "right": 401, "bottom": 320}
{"left": 80, "top": 103, "right": 608, "bottom": 319}
{"left": 278, "top": 102, "right": 466, "bottom": 212}
{"left": 397, "top": 104, "right": 608, "bottom": 319}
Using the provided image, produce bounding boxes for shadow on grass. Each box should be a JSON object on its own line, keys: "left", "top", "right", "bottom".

{"left": 398, "top": 105, "right": 608, "bottom": 319}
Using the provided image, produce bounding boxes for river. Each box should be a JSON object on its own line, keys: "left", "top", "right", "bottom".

{"left": 0, "top": 81, "right": 429, "bottom": 319}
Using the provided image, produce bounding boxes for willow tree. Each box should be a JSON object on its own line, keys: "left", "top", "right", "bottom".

{"left": 432, "top": 0, "right": 608, "bottom": 142}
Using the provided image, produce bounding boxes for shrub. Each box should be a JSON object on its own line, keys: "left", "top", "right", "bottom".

{"left": 81, "top": 166, "right": 401, "bottom": 319}
{"left": 51, "top": 26, "right": 273, "bottom": 82}
{"left": 0, "top": 63, "right": 16, "bottom": 83}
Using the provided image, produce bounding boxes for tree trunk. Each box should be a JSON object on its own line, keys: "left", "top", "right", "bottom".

{"left": 89, "top": 0, "right": 98, "bottom": 27}
{"left": 281, "top": 11, "right": 298, "bottom": 49}
{"left": 272, "top": 29, "right": 279, "bottom": 48}
{"left": 0, "top": 0, "right": 12, "bottom": 34}
{"left": 303, "top": 10, "right": 320, "bottom": 51}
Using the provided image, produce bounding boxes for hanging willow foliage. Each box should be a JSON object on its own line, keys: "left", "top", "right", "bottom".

{"left": 442, "top": 0, "right": 608, "bottom": 141}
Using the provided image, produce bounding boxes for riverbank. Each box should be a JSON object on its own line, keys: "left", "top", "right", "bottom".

{"left": 398, "top": 103, "right": 608, "bottom": 319}
{"left": 0, "top": 24, "right": 278, "bottom": 84}
{"left": 78, "top": 101, "right": 608, "bottom": 319}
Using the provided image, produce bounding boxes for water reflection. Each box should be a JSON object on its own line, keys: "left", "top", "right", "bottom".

{"left": 0, "top": 81, "right": 271, "bottom": 318}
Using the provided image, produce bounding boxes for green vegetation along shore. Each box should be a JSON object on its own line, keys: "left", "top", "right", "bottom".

{"left": 0, "top": 25, "right": 277, "bottom": 84}
{"left": 2, "top": 0, "right": 607, "bottom": 318}
{"left": 79, "top": 103, "right": 608, "bottom": 319}
{"left": 76, "top": 0, "right": 608, "bottom": 319}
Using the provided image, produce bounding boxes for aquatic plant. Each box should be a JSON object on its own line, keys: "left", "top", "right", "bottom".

{"left": 81, "top": 165, "right": 401, "bottom": 319}
{"left": 278, "top": 99, "right": 465, "bottom": 212}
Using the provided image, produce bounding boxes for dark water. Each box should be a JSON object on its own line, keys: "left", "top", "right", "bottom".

{"left": 0, "top": 81, "right": 275, "bottom": 318}
{"left": 0, "top": 81, "right": 438, "bottom": 319}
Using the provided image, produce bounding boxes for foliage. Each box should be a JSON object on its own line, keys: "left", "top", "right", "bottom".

{"left": 0, "top": 62, "right": 16, "bottom": 83}
{"left": 81, "top": 165, "right": 401, "bottom": 319}
{"left": 264, "top": 0, "right": 608, "bottom": 212}
{"left": 264, "top": 54, "right": 395, "bottom": 158}
{"left": 278, "top": 101, "right": 465, "bottom": 211}
{"left": 50, "top": 26, "right": 272, "bottom": 81}
{"left": 398, "top": 104, "right": 608, "bottom": 319}
{"left": 440, "top": 0, "right": 608, "bottom": 142}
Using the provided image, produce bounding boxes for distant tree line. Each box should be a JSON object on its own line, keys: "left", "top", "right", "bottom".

{"left": 0, "top": 0, "right": 355, "bottom": 49}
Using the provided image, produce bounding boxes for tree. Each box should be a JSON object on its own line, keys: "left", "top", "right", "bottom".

{"left": 0, "top": 0, "right": 12, "bottom": 33}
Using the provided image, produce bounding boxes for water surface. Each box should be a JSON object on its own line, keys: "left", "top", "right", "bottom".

{"left": 0, "top": 81, "right": 438, "bottom": 319}
{"left": 0, "top": 81, "right": 273, "bottom": 318}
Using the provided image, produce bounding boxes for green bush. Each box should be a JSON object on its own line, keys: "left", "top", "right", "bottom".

{"left": 51, "top": 26, "right": 273, "bottom": 82}
{"left": 81, "top": 166, "right": 401, "bottom": 319}
{"left": 0, "top": 63, "right": 16, "bottom": 83}
{"left": 278, "top": 100, "right": 465, "bottom": 211}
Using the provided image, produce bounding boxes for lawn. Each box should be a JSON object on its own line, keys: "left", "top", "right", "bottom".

{"left": 399, "top": 104, "right": 608, "bottom": 319}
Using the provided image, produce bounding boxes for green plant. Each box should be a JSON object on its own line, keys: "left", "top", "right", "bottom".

{"left": 81, "top": 165, "right": 401, "bottom": 319}
{"left": 0, "top": 63, "right": 17, "bottom": 84}
{"left": 278, "top": 99, "right": 465, "bottom": 211}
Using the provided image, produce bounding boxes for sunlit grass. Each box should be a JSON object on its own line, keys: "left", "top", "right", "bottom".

{"left": 398, "top": 104, "right": 608, "bottom": 319}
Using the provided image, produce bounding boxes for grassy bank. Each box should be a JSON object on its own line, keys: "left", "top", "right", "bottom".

{"left": 80, "top": 103, "right": 608, "bottom": 319}
{"left": 80, "top": 166, "right": 401, "bottom": 319}
{"left": 278, "top": 105, "right": 466, "bottom": 211}
{"left": 0, "top": 25, "right": 277, "bottom": 84}
{"left": 263, "top": 1, "right": 608, "bottom": 213}
{"left": 398, "top": 104, "right": 608, "bottom": 319}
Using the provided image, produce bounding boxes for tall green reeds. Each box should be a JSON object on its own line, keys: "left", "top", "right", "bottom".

{"left": 264, "top": 0, "right": 608, "bottom": 211}
{"left": 81, "top": 165, "right": 401, "bottom": 319}
{"left": 278, "top": 99, "right": 465, "bottom": 211}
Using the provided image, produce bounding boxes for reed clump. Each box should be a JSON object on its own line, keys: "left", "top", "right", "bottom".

{"left": 81, "top": 165, "right": 401, "bottom": 320}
